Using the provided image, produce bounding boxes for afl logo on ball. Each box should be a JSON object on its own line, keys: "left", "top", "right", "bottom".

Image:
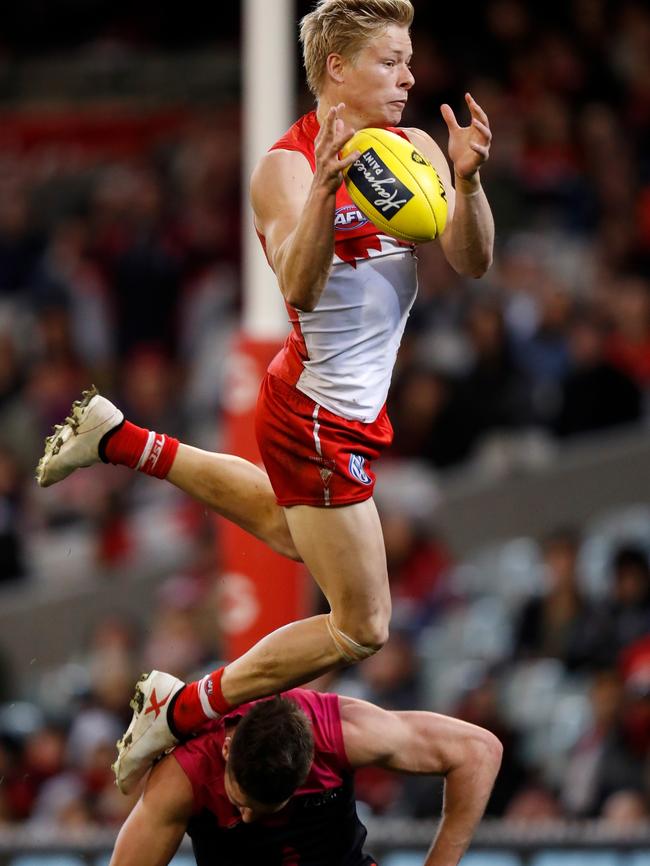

{"left": 334, "top": 204, "right": 369, "bottom": 231}
{"left": 349, "top": 454, "right": 372, "bottom": 485}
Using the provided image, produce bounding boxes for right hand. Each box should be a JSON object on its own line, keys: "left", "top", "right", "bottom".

{"left": 313, "top": 103, "right": 359, "bottom": 194}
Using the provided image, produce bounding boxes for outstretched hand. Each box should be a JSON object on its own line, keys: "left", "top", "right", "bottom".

{"left": 440, "top": 93, "right": 492, "bottom": 181}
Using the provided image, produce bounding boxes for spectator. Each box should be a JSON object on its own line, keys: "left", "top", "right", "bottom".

{"left": 388, "top": 365, "right": 476, "bottom": 469}
{"left": 585, "top": 546, "right": 650, "bottom": 668}
{"left": 456, "top": 296, "right": 532, "bottom": 445}
{"left": 561, "top": 669, "right": 644, "bottom": 817}
{"left": 619, "top": 634, "right": 650, "bottom": 760}
{"left": 381, "top": 510, "right": 452, "bottom": 629}
{"left": 514, "top": 528, "right": 593, "bottom": 669}
{"left": 599, "top": 789, "right": 649, "bottom": 828}
{"left": 553, "top": 307, "right": 642, "bottom": 437}
{"left": 0, "top": 445, "right": 25, "bottom": 583}
{"left": 503, "top": 785, "right": 564, "bottom": 822}
{"left": 605, "top": 274, "right": 650, "bottom": 390}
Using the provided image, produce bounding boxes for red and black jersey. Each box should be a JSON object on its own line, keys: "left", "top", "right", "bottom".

{"left": 173, "top": 688, "right": 378, "bottom": 866}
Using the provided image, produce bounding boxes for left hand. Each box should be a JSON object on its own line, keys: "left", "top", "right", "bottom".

{"left": 440, "top": 92, "right": 492, "bottom": 181}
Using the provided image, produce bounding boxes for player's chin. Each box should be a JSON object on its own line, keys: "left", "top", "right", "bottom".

{"left": 367, "top": 103, "right": 405, "bottom": 128}
{"left": 386, "top": 101, "right": 407, "bottom": 123}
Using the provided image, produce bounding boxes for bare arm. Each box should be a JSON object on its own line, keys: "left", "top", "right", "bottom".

{"left": 250, "top": 103, "right": 359, "bottom": 312}
{"left": 404, "top": 92, "right": 494, "bottom": 279}
{"left": 109, "top": 755, "right": 194, "bottom": 866}
{"left": 339, "top": 696, "right": 502, "bottom": 866}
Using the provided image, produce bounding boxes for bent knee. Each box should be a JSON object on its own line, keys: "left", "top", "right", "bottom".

{"left": 335, "top": 611, "right": 390, "bottom": 655}
{"left": 352, "top": 622, "right": 389, "bottom": 653}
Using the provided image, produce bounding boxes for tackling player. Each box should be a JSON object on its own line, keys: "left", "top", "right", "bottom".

{"left": 109, "top": 688, "right": 502, "bottom": 866}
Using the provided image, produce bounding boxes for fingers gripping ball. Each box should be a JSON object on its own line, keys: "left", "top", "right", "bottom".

{"left": 341, "top": 128, "right": 447, "bottom": 244}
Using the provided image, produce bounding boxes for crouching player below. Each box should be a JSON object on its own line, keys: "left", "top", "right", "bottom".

{"left": 109, "top": 689, "right": 502, "bottom": 866}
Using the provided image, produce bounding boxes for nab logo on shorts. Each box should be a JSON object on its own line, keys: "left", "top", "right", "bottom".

{"left": 334, "top": 204, "right": 369, "bottom": 231}
{"left": 348, "top": 453, "right": 372, "bottom": 485}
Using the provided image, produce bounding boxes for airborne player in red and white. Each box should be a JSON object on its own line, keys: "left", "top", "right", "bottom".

{"left": 36, "top": 0, "right": 494, "bottom": 794}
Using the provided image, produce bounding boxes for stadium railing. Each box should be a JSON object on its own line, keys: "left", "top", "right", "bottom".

{"left": 0, "top": 820, "right": 649, "bottom": 866}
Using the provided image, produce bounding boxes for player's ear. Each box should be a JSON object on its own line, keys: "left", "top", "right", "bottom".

{"left": 326, "top": 52, "right": 346, "bottom": 86}
{"left": 222, "top": 737, "right": 231, "bottom": 761}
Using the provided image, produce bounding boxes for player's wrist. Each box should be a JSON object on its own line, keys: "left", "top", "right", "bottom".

{"left": 311, "top": 170, "right": 341, "bottom": 197}
{"left": 454, "top": 171, "right": 482, "bottom": 196}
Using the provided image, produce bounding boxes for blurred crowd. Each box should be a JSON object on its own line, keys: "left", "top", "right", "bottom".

{"left": 386, "top": 0, "right": 650, "bottom": 470}
{"left": 0, "top": 0, "right": 649, "bottom": 835}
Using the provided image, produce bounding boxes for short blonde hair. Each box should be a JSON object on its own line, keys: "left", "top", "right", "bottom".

{"left": 300, "top": 0, "right": 414, "bottom": 97}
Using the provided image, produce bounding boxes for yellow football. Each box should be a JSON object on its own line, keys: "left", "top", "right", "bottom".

{"left": 341, "top": 127, "right": 448, "bottom": 243}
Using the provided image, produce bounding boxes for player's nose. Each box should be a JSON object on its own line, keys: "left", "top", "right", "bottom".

{"left": 240, "top": 807, "right": 256, "bottom": 823}
{"left": 401, "top": 64, "right": 415, "bottom": 89}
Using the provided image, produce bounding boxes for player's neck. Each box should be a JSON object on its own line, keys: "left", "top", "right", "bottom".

{"left": 315, "top": 96, "right": 365, "bottom": 133}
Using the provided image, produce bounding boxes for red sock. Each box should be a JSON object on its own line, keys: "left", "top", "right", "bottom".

{"left": 102, "top": 421, "right": 179, "bottom": 479}
{"left": 171, "top": 667, "right": 233, "bottom": 736}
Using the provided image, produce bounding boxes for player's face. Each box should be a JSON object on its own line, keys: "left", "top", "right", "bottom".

{"left": 224, "top": 766, "right": 290, "bottom": 823}
{"left": 342, "top": 24, "right": 414, "bottom": 127}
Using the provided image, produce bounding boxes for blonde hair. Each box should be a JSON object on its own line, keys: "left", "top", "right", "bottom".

{"left": 300, "top": 0, "right": 414, "bottom": 97}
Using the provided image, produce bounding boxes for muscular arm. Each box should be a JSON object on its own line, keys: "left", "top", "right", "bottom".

{"left": 339, "top": 696, "right": 502, "bottom": 866}
{"left": 109, "top": 755, "right": 194, "bottom": 866}
{"left": 404, "top": 126, "right": 494, "bottom": 279}
{"left": 250, "top": 103, "right": 358, "bottom": 312}
{"left": 251, "top": 150, "right": 336, "bottom": 312}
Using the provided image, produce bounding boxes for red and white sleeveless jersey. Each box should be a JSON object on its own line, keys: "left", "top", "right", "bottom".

{"left": 260, "top": 111, "right": 418, "bottom": 423}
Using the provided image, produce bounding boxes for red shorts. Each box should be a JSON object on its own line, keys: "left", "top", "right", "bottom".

{"left": 255, "top": 373, "right": 393, "bottom": 508}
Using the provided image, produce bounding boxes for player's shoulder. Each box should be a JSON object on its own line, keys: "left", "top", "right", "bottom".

{"left": 254, "top": 147, "right": 312, "bottom": 176}
{"left": 282, "top": 689, "right": 343, "bottom": 733}
{"left": 282, "top": 687, "right": 338, "bottom": 714}
{"left": 146, "top": 752, "right": 195, "bottom": 818}
{"left": 173, "top": 719, "right": 223, "bottom": 768}
{"left": 251, "top": 149, "right": 314, "bottom": 215}
{"left": 271, "top": 110, "right": 319, "bottom": 153}
{"left": 400, "top": 127, "right": 440, "bottom": 152}
{"left": 399, "top": 127, "right": 451, "bottom": 184}
{"left": 254, "top": 111, "right": 317, "bottom": 175}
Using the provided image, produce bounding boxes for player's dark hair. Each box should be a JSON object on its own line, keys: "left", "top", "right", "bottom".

{"left": 228, "top": 696, "right": 315, "bottom": 805}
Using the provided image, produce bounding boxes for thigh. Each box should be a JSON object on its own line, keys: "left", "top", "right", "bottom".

{"left": 168, "top": 445, "right": 299, "bottom": 560}
{"left": 283, "top": 498, "right": 390, "bottom": 629}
